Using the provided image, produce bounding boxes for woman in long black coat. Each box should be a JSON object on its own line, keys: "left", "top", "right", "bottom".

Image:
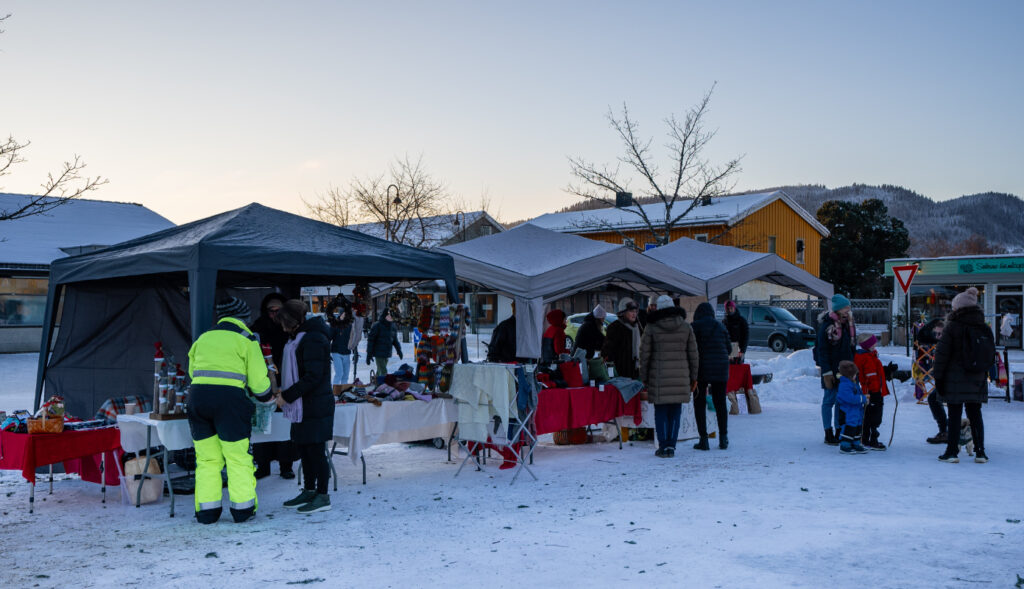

{"left": 690, "top": 302, "right": 733, "bottom": 450}
{"left": 276, "top": 299, "right": 335, "bottom": 513}
{"left": 933, "top": 288, "right": 989, "bottom": 463}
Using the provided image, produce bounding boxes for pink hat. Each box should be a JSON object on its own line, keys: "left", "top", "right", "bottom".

{"left": 725, "top": 300, "right": 737, "bottom": 311}
{"left": 858, "top": 334, "right": 878, "bottom": 351}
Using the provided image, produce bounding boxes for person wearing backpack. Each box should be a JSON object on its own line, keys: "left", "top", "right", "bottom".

{"left": 933, "top": 287, "right": 991, "bottom": 463}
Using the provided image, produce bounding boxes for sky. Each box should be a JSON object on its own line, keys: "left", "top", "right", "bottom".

{"left": 1, "top": 1, "right": 1022, "bottom": 225}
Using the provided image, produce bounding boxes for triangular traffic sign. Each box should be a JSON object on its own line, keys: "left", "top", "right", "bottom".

{"left": 893, "top": 264, "right": 919, "bottom": 294}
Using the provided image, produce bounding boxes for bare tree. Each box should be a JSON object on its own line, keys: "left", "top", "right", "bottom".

{"left": 566, "top": 84, "right": 742, "bottom": 247}
{"left": 0, "top": 15, "right": 108, "bottom": 222}
{"left": 305, "top": 155, "right": 454, "bottom": 247}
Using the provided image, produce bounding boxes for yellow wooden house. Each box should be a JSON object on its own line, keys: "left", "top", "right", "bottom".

{"left": 526, "top": 190, "right": 829, "bottom": 277}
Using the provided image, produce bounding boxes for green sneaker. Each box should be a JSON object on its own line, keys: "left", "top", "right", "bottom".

{"left": 283, "top": 489, "right": 317, "bottom": 509}
{"left": 296, "top": 493, "right": 331, "bottom": 514}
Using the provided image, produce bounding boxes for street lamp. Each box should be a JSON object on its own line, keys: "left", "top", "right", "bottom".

{"left": 452, "top": 211, "right": 467, "bottom": 243}
{"left": 386, "top": 184, "right": 401, "bottom": 241}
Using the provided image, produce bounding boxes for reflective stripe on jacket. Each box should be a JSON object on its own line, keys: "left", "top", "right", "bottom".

{"left": 188, "top": 317, "right": 273, "bottom": 399}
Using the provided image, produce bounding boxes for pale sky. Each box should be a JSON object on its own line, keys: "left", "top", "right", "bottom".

{"left": 2, "top": 1, "right": 1021, "bottom": 225}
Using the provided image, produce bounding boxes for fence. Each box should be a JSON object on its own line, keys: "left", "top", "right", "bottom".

{"left": 736, "top": 298, "right": 891, "bottom": 328}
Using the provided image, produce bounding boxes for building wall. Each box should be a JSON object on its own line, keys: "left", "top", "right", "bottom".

{"left": 564, "top": 199, "right": 822, "bottom": 276}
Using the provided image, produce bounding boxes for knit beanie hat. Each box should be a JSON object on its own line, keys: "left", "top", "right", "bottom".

{"left": 592, "top": 304, "right": 607, "bottom": 321}
{"left": 858, "top": 333, "right": 878, "bottom": 351}
{"left": 725, "top": 300, "right": 737, "bottom": 311}
{"left": 215, "top": 297, "right": 251, "bottom": 322}
{"left": 656, "top": 295, "right": 674, "bottom": 310}
{"left": 838, "top": 360, "right": 857, "bottom": 379}
{"left": 951, "top": 287, "right": 979, "bottom": 311}
{"left": 618, "top": 297, "right": 638, "bottom": 312}
{"left": 278, "top": 299, "right": 307, "bottom": 330}
{"left": 831, "top": 294, "right": 852, "bottom": 312}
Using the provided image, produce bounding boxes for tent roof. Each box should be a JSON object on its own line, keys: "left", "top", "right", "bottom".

{"left": 0, "top": 193, "right": 174, "bottom": 267}
{"left": 48, "top": 202, "right": 458, "bottom": 290}
{"left": 437, "top": 223, "right": 705, "bottom": 301}
{"left": 644, "top": 237, "right": 833, "bottom": 299}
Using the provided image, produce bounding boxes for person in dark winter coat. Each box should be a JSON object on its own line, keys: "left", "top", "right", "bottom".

{"left": 573, "top": 305, "right": 607, "bottom": 359}
{"left": 916, "top": 318, "right": 948, "bottom": 444}
{"left": 603, "top": 298, "right": 641, "bottom": 379}
{"left": 276, "top": 299, "right": 335, "bottom": 513}
{"left": 690, "top": 302, "right": 732, "bottom": 450}
{"left": 487, "top": 302, "right": 518, "bottom": 363}
{"left": 933, "top": 287, "right": 990, "bottom": 463}
{"left": 640, "top": 296, "right": 699, "bottom": 457}
{"left": 249, "top": 292, "right": 296, "bottom": 480}
{"left": 542, "top": 309, "right": 567, "bottom": 362}
{"left": 365, "top": 310, "right": 403, "bottom": 377}
{"left": 836, "top": 361, "right": 868, "bottom": 454}
{"left": 328, "top": 307, "right": 354, "bottom": 385}
{"left": 723, "top": 300, "right": 749, "bottom": 364}
{"left": 815, "top": 294, "right": 856, "bottom": 445}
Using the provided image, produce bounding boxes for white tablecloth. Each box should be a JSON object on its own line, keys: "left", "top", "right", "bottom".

{"left": 116, "top": 399, "right": 457, "bottom": 465}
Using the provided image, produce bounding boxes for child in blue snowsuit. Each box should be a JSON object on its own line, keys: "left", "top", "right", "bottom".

{"left": 836, "top": 360, "right": 868, "bottom": 454}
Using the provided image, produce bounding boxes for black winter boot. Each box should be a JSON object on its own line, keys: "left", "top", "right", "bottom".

{"left": 824, "top": 429, "right": 839, "bottom": 446}
{"left": 693, "top": 437, "right": 710, "bottom": 451}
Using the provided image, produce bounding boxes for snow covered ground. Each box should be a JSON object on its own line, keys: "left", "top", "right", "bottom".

{"left": 1, "top": 346, "right": 1023, "bottom": 588}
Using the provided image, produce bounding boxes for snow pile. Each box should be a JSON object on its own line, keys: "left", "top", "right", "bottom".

{"left": 750, "top": 349, "right": 822, "bottom": 404}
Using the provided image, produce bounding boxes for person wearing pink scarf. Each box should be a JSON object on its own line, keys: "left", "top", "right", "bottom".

{"left": 814, "top": 294, "right": 856, "bottom": 446}
{"left": 275, "top": 299, "right": 335, "bottom": 514}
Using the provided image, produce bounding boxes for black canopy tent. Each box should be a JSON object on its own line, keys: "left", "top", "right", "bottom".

{"left": 34, "top": 203, "right": 459, "bottom": 417}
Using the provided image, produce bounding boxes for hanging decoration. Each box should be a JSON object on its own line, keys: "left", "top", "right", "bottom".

{"left": 388, "top": 289, "right": 423, "bottom": 328}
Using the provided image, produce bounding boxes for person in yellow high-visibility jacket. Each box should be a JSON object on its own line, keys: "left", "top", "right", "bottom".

{"left": 187, "top": 297, "right": 273, "bottom": 524}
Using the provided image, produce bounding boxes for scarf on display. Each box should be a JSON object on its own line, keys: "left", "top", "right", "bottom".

{"left": 281, "top": 332, "right": 306, "bottom": 423}
{"left": 826, "top": 311, "right": 855, "bottom": 345}
{"left": 629, "top": 320, "right": 641, "bottom": 361}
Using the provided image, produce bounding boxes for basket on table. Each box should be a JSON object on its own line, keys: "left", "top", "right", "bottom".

{"left": 27, "top": 414, "right": 64, "bottom": 434}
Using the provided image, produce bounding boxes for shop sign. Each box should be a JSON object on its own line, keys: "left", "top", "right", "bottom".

{"left": 957, "top": 257, "right": 1024, "bottom": 275}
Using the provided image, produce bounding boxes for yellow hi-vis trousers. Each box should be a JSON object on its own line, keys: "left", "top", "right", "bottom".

{"left": 194, "top": 436, "right": 258, "bottom": 514}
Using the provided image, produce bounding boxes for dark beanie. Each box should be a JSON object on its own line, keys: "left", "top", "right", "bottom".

{"left": 215, "top": 297, "right": 251, "bottom": 322}
{"left": 278, "top": 299, "right": 307, "bottom": 329}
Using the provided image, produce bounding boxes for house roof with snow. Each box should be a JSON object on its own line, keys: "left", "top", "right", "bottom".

{"left": 346, "top": 210, "right": 504, "bottom": 248}
{"left": 526, "top": 190, "right": 829, "bottom": 237}
{"left": 0, "top": 193, "right": 175, "bottom": 269}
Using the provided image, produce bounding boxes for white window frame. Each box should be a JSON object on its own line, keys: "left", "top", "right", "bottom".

{"left": 695, "top": 233, "right": 708, "bottom": 242}
{"left": 768, "top": 235, "right": 777, "bottom": 254}
{"left": 795, "top": 239, "right": 805, "bottom": 264}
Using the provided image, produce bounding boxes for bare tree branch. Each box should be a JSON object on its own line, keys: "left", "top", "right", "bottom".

{"left": 566, "top": 84, "right": 743, "bottom": 246}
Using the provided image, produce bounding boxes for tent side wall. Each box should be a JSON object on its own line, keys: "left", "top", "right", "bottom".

{"left": 41, "top": 278, "right": 192, "bottom": 420}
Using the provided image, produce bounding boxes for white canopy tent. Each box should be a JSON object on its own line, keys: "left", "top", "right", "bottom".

{"left": 436, "top": 224, "right": 705, "bottom": 358}
{"left": 644, "top": 237, "right": 834, "bottom": 300}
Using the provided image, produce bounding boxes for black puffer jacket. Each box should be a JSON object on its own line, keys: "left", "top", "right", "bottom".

{"left": 280, "top": 316, "right": 335, "bottom": 444}
{"left": 690, "top": 302, "right": 731, "bottom": 383}
{"left": 366, "top": 312, "right": 402, "bottom": 359}
{"left": 724, "top": 311, "right": 749, "bottom": 354}
{"left": 815, "top": 311, "right": 855, "bottom": 387}
{"left": 487, "top": 315, "right": 517, "bottom": 363}
{"left": 573, "top": 314, "right": 605, "bottom": 358}
{"left": 934, "top": 306, "right": 989, "bottom": 404}
{"left": 602, "top": 319, "right": 640, "bottom": 379}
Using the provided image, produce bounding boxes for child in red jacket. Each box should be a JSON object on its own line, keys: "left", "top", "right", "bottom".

{"left": 854, "top": 334, "right": 888, "bottom": 450}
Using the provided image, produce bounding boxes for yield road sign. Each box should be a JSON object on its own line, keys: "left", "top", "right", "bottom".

{"left": 893, "top": 264, "right": 919, "bottom": 294}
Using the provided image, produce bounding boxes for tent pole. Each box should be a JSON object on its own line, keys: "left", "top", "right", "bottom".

{"left": 33, "top": 282, "right": 63, "bottom": 412}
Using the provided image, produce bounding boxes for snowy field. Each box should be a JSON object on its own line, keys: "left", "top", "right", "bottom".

{"left": 1, "top": 344, "right": 1023, "bottom": 588}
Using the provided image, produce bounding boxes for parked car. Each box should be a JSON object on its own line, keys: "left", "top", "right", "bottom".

{"left": 718, "top": 304, "right": 816, "bottom": 353}
{"left": 565, "top": 312, "right": 617, "bottom": 342}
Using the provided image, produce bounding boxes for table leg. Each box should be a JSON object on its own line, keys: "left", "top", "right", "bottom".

{"left": 361, "top": 455, "right": 366, "bottom": 485}
{"left": 29, "top": 482, "right": 34, "bottom": 514}
{"left": 101, "top": 452, "right": 106, "bottom": 505}
{"left": 137, "top": 425, "right": 152, "bottom": 508}
{"left": 164, "top": 445, "right": 175, "bottom": 518}
{"left": 49, "top": 463, "right": 53, "bottom": 494}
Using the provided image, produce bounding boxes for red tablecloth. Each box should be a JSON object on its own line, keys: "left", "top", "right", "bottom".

{"left": 535, "top": 385, "right": 643, "bottom": 435}
{"left": 728, "top": 363, "right": 754, "bottom": 394}
{"left": 0, "top": 428, "right": 122, "bottom": 484}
